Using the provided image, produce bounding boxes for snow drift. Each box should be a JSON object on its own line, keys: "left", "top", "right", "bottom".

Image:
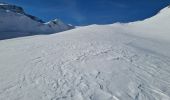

{"left": 0, "top": 3, "right": 74, "bottom": 39}
{"left": 0, "top": 4, "right": 170, "bottom": 100}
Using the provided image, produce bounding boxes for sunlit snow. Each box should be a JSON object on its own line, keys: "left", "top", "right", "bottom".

{"left": 0, "top": 3, "right": 170, "bottom": 100}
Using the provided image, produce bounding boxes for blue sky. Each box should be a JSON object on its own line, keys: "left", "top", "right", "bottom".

{"left": 0, "top": 0, "right": 170, "bottom": 25}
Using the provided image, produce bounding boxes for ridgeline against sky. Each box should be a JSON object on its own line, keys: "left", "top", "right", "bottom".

{"left": 0, "top": 0, "right": 170, "bottom": 25}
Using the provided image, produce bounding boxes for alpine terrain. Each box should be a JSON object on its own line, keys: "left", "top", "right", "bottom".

{"left": 0, "top": 2, "right": 74, "bottom": 40}
{"left": 0, "top": 3, "right": 170, "bottom": 100}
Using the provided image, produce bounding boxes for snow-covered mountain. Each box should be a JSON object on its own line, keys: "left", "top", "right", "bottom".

{"left": 0, "top": 5, "right": 170, "bottom": 100}
{"left": 0, "top": 3, "right": 74, "bottom": 39}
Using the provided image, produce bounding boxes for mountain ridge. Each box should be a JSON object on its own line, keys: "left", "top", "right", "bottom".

{"left": 0, "top": 2, "right": 74, "bottom": 40}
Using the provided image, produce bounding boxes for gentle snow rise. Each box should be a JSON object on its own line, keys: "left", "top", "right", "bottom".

{"left": 0, "top": 3, "right": 170, "bottom": 100}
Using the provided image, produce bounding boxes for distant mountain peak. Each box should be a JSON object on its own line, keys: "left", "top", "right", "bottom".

{"left": 0, "top": 3, "right": 24, "bottom": 13}
{"left": 0, "top": 2, "right": 74, "bottom": 39}
{"left": 0, "top": 3, "right": 45, "bottom": 23}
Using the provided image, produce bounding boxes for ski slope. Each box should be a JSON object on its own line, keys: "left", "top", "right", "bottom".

{"left": 0, "top": 5, "right": 170, "bottom": 100}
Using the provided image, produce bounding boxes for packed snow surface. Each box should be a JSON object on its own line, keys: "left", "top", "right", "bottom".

{"left": 0, "top": 5, "right": 170, "bottom": 100}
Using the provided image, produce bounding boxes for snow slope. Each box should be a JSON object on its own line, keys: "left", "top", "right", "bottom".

{"left": 0, "top": 5, "right": 170, "bottom": 100}
{"left": 0, "top": 3, "right": 74, "bottom": 40}
{"left": 112, "top": 6, "right": 170, "bottom": 42}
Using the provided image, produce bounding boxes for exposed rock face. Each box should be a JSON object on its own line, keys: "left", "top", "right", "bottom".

{"left": 0, "top": 2, "right": 74, "bottom": 39}
{"left": 0, "top": 3, "right": 44, "bottom": 23}
{"left": 0, "top": 3, "right": 24, "bottom": 13}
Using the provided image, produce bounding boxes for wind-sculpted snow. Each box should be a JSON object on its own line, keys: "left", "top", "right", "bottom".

{"left": 0, "top": 24, "right": 170, "bottom": 100}
{"left": 0, "top": 4, "right": 170, "bottom": 100}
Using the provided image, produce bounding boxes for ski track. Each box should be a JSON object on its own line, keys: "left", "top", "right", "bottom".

{"left": 0, "top": 25, "right": 170, "bottom": 100}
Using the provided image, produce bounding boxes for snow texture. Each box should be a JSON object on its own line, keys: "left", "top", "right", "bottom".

{"left": 0, "top": 4, "right": 170, "bottom": 100}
